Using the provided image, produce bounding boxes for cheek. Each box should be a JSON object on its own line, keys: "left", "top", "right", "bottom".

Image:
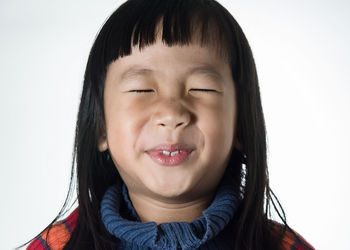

{"left": 200, "top": 99, "right": 235, "bottom": 161}
{"left": 105, "top": 103, "right": 144, "bottom": 159}
{"left": 106, "top": 105, "right": 135, "bottom": 152}
{"left": 205, "top": 112, "right": 233, "bottom": 146}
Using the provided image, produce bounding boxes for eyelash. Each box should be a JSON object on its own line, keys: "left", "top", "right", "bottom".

{"left": 191, "top": 88, "right": 216, "bottom": 92}
{"left": 129, "top": 90, "right": 153, "bottom": 93}
{"left": 129, "top": 89, "right": 216, "bottom": 93}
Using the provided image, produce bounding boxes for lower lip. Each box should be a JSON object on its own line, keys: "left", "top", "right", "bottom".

{"left": 147, "top": 150, "right": 193, "bottom": 166}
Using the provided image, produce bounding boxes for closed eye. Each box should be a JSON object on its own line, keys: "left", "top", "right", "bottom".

{"left": 190, "top": 88, "right": 217, "bottom": 92}
{"left": 129, "top": 89, "right": 154, "bottom": 93}
{"left": 128, "top": 89, "right": 217, "bottom": 93}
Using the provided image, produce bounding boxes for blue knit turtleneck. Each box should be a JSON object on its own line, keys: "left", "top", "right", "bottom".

{"left": 100, "top": 170, "right": 239, "bottom": 250}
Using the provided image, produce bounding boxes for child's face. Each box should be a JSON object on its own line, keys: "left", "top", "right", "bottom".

{"left": 99, "top": 39, "right": 237, "bottom": 202}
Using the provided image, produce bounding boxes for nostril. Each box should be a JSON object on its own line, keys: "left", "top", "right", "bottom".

{"left": 176, "top": 122, "right": 184, "bottom": 128}
{"left": 157, "top": 121, "right": 185, "bottom": 129}
{"left": 154, "top": 110, "right": 191, "bottom": 129}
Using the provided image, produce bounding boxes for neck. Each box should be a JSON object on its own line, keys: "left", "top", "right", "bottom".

{"left": 128, "top": 191, "right": 215, "bottom": 224}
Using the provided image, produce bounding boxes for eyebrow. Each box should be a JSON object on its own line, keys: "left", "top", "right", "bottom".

{"left": 120, "top": 67, "right": 153, "bottom": 81}
{"left": 119, "top": 65, "right": 224, "bottom": 82}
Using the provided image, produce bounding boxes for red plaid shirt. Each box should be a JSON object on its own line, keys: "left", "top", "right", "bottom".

{"left": 27, "top": 208, "right": 314, "bottom": 250}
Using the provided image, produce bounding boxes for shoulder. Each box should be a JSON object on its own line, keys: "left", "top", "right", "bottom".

{"left": 269, "top": 220, "right": 314, "bottom": 250}
{"left": 27, "top": 208, "right": 79, "bottom": 250}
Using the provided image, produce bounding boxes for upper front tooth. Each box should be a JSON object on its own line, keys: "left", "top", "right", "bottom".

{"left": 161, "top": 150, "right": 181, "bottom": 156}
{"left": 170, "top": 151, "right": 179, "bottom": 156}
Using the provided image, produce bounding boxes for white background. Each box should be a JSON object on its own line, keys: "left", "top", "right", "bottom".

{"left": 1, "top": 0, "right": 349, "bottom": 249}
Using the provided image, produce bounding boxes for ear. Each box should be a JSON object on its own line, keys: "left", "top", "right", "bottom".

{"left": 98, "top": 134, "right": 108, "bottom": 152}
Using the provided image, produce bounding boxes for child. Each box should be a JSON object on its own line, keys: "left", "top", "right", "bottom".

{"left": 25, "top": 0, "right": 314, "bottom": 249}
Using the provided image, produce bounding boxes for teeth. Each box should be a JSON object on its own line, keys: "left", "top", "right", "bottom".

{"left": 170, "top": 151, "right": 179, "bottom": 156}
{"left": 161, "top": 150, "right": 180, "bottom": 156}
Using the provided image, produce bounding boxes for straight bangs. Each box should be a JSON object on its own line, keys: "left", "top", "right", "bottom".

{"left": 98, "top": 0, "right": 237, "bottom": 66}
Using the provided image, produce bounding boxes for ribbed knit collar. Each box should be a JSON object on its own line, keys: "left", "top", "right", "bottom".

{"left": 100, "top": 170, "right": 239, "bottom": 250}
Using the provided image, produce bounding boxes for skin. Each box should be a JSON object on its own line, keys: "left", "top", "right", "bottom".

{"left": 98, "top": 38, "right": 237, "bottom": 224}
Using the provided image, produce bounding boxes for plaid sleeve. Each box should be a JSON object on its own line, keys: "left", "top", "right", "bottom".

{"left": 270, "top": 220, "right": 314, "bottom": 250}
{"left": 27, "top": 208, "right": 78, "bottom": 250}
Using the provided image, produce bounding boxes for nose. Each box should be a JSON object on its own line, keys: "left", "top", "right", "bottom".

{"left": 152, "top": 99, "right": 191, "bottom": 130}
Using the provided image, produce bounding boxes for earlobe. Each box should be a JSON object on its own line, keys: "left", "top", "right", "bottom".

{"left": 98, "top": 136, "right": 108, "bottom": 152}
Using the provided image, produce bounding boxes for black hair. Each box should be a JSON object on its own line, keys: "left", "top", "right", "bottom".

{"left": 20, "top": 0, "right": 306, "bottom": 249}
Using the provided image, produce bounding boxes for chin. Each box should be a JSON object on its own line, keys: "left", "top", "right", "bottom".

{"left": 145, "top": 177, "right": 194, "bottom": 200}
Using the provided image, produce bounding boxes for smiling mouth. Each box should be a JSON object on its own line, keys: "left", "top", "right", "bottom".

{"left": 145, "top": 143, "right": 195, "bottom": 166}
{"left": 146, "top": 149, "right": 193, "bottom": 166}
